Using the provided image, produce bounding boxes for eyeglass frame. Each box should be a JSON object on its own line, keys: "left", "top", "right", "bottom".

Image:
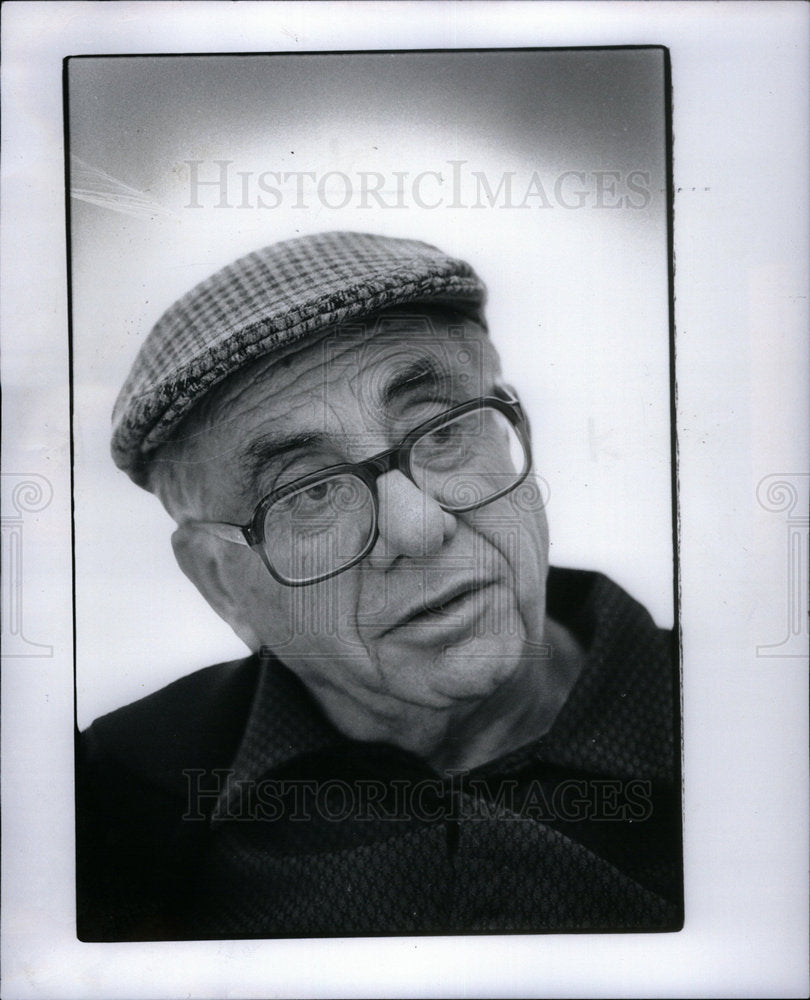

{"left": 191, "top": 384, "right": 532, "bottom": 586}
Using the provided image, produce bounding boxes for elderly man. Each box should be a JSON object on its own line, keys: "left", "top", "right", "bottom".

{"left": 77, "top": 231, "right": 682, "bottom": 940}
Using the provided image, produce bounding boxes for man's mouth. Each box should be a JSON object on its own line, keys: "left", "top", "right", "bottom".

{"left": 372, "top": 578, "right": 498, "bottom": 639}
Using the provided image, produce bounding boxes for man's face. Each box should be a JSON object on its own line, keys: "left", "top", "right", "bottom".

{"left": 171, "top": 309, "right": 550, "bottom": 738}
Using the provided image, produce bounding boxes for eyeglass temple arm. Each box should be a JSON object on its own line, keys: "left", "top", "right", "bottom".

{"left": 496, "top": 381, "right": 531, "bottom": 437}
{"left": 191, "top": 521, "right": 250, "bottom": 546}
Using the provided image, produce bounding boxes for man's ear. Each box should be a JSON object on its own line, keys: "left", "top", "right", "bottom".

{"left": 171, "top": 523, "right": 261, "bottom": 649}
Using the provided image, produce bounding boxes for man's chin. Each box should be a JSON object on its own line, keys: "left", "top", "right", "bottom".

{"left": 378, "top": 629, "right": 529, "bottom": 708}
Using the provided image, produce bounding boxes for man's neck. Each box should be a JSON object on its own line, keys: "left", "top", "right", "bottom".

{"left": 305, "top": 616, "right": 585, "bottom": 774}
{"left": 426, "top": 617, "right": 585, "bottom": 772}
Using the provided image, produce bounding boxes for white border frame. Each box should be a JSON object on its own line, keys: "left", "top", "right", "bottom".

{"left": 2, "top": 3, "right": 808, "bottom": 998}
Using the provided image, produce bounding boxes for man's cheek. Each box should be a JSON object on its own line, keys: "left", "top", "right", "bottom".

{"left": 471, "top": 505, "right": 548, "bottom": 635}
{"left": 469, "top": 498, "right": 547, "bottom": 576}
{"left": 268, "top": 574, "right": 365, "bottom": 656}
{"left": 233, "top": 564, "right": 307, "bottom": 653}
{"left": 514, "top": 513, "right": 550, "bottom": 648}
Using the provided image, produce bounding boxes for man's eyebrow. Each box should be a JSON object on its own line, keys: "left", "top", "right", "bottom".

{"left": 240, "top": 431, "right": 326, "bottom": 497}
{"left": 380, "top": 358, "right": 450, "bottom": 409}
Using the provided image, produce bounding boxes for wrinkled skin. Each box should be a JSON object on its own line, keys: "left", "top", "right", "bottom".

{"left": 163, "top": 309, "right": 582, "bottom": 771}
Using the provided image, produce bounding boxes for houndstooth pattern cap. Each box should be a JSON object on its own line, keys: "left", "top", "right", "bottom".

{"left": 111, "top": 231, "right": 488, "bottom": 486}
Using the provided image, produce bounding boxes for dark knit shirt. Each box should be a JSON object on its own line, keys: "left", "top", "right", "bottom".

{"left": 77, "top": 568, "right": 683, "bottom": 940}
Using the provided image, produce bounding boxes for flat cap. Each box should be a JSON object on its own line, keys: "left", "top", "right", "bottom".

{"left": 111, "top": 230, "right": 487, "bottom": 486}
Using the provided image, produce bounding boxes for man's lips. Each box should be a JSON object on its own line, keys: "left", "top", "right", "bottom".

{"left": 369, "top": 578, "right": 498, "bottom": 639}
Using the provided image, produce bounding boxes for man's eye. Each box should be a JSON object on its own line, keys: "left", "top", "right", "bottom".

{"left": 432, "top": 425, "right": 461, "bottom": 444}
{"left": 412, "top": 424, "right": 470, "bottom": 472}
{"left": 273, "top": 482, "right": 325, "bottom": 511}
{"left": 427, "top": 423, "right": 465, "bottom": 452}
{"left": 285, "top": 479, "right": 338, "bottom": 515}
{"left": 303, "top": 482, "right": 330, "bottom": 502}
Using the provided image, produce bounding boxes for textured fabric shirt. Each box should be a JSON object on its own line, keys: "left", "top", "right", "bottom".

{"left": 77, "top": 568, "right": 683, "bottom": 940}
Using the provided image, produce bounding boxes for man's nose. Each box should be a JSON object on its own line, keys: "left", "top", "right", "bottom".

{"left": 370, "top": 469, "right": 457, "bottom": 562}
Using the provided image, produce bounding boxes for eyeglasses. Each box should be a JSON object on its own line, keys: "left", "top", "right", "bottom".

{"left": 192, "top": 385, "right": 531, "bottom": 586}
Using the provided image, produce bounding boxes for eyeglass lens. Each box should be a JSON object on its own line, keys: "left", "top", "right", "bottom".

{"left": 262, "top": 407, "right": 527, "bottom": 583}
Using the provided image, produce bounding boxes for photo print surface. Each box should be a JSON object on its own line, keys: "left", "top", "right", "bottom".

{"left": 67, "top": 48, "right": 682, "bottom": 940}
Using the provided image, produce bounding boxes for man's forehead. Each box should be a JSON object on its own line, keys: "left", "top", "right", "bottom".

{"left": 320, "top": 312, "right": 493, "bottom": 399}
{"left": 204, "top": 309, "right": 494, "bottom": 425}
